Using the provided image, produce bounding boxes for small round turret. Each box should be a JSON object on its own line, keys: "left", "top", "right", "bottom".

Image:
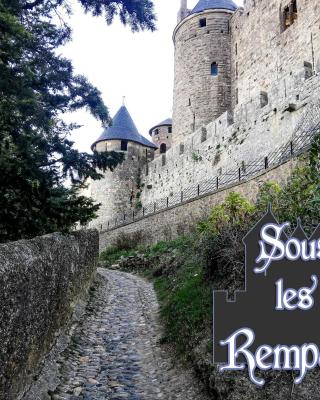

{"left": 149, "top": 118, "right": 172, "bottom": 157}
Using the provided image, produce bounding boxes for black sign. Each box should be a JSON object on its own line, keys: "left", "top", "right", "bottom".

{"left": 214, "top": 207, "right": 320, "bottom": 386}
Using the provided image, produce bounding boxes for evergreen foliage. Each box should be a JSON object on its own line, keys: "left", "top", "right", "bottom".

{"left": 0, "top": 0, "right": 156, "bottom": 242}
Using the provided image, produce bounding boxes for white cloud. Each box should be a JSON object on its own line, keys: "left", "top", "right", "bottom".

{"left": 62, "top": 0, "right": 243, "bottom": 153}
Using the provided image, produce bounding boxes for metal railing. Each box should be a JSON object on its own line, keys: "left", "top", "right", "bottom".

{"left": 103, "top": 99, "right": 320, "bottom": 232}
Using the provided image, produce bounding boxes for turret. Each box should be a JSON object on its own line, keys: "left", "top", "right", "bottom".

{"left": 172, "top": 0, "right": 237, "bottom": 144}
{"left": 89, "top": 105, "right": 157, "bottom": 228}
{"left": 149, "top": 118, "right": 172, "bottom": 157}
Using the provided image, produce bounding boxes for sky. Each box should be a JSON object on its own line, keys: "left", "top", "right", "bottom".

{"left": 62, "top": 0, "right": 243, "bottom": 153}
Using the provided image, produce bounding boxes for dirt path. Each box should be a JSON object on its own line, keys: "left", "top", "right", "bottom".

{"left": 42, "top": 268, "right": 209, "bottom": 400}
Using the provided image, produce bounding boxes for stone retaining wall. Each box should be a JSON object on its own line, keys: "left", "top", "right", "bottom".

{"left": 99, "top": 160, "right": 296, "bottom": 252}
{"left": 0, "top": 230, "right": 99, "bottom": 400}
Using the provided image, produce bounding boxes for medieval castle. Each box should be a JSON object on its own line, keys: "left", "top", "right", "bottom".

{"left": 86, "top": 0, "right": 320, "bottom": 230}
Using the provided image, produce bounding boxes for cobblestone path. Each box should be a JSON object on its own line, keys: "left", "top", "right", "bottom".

{"left": 51, "top": 269, "right": 208, "bottom": 400}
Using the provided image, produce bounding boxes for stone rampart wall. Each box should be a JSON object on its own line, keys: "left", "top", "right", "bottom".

{"left": 140, "top": 73, "right": 320, "bottom": 206}
{"left": 231, "top": 0, "right": 320, "bottom": 108}
{"left": 100, "top": 160, "right": 296, "bottom": 252}
{"left": 0, "top": 230, "right": 99, "bottom": 400}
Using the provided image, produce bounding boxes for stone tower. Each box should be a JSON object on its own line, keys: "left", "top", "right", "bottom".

{"left": 172, "top": 0, "right": 237, "bottom": 144}
{"left": 149, "top": 118, "right": 173, "bottom": 157}
{"left": 89, "top": 105, "right": 157, "bottom": 229}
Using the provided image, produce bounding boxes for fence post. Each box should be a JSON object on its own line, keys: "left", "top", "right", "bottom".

{"left": 115, "top": 218, "right": 117, "bottom": 227}
{"left": 143, "top": 207, "right": 145, "bottom": 216}
{"left": 132, "top": 211, "right": 135, "bottom": 221}
{"left": 264, "top": 156, "right": 269, "bottom": 169}
{"left": 197, "top": 184, "right": 200, "bottom": 196}
{"left": 290, "top": 141, "right": 294, "bottom": 156}
{"left": 238, "top": 168, "right": 241, "bottom": 181}
{"left": 216, "top": 177, "right": 219, "bottom": 190}
{"left": 181, "top": 191, "right": 183, "bottom": 202}
{"left": 154, "top": 203, "right": 156, "bottom": 213}
{"left": 123, "top": 213, "right": 126, "bottom": 221}
{"left": 167, "top": 197, "right": 169, "bottom": 207}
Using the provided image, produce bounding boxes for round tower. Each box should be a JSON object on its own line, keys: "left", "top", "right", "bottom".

{"left": 149, "top": 118, "right": 172, "bottom": 157}
{"left": 172, "top": 0, "right": 237, "bottom": 144}
{"left": 89, "top": 105, "right": 157, "bottom": 228}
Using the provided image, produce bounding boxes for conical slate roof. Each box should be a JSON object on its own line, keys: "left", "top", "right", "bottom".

{"left": 92, "top": 106, "right": 157, "bottom": 150}
{"left": 149, "top": 118, "right": 172, "bottom": 135}
{"left": 191, "top": 0, "right": 237, "bottom": 14}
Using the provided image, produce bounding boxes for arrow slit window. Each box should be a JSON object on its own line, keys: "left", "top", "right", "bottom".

{"left": 211, "top": 62, "right": 218, "bottom": 76}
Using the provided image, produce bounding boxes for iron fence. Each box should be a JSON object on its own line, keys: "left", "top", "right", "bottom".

{"left": 103, "top": 107, "right": 320, "bottom": 232}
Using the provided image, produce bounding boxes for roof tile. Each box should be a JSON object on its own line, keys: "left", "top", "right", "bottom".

{"left": 92, "top": 106, "right": 157, "bottom": 150}
{"left": 191, "top": 0, "right": 237, "bottom": 14}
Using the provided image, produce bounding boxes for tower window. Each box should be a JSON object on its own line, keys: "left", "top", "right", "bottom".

{"left": 282, "top": 0, "right": 298, "bottom": 32}
{"left": 168, "top": 126, "right": 172, "bottom": 134}
{"left": 201, "top": 127, "right": 207, "bottom": 143}
{"left": 260, "top": 91, "right": 268, "bottom": 108}
{"left": 304, "top": 61, "right": 313, "bottom": 79}
{"left": 199, "top": 18, "right": 206, "bottom": 27}
{"left": 154, "top": 128, "right": 159, "bottom": 135}
{"left": 211, "top": 62, "right": 218, "bottom": 76}
{"left": 160, "top": 143, "right": 167, "bottom": 154}
{"left": 121, "top": 140, "right": 128, "bottom": 151}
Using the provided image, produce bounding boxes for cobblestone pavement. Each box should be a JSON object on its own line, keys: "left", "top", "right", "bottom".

{"left": 51, "top": 269, "right": 209, "bottom": 400}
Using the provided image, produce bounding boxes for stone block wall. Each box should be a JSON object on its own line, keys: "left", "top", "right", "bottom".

{"left": 231, "top": 0, "right": 320, "bottom": 109}
{"left": 140, "top": 73, "right": 320, "bottom": 207}
{"left": 99, "top": 160, "right": 296, "bottom": 252}
{"left": 0, "top": 230, "right": 99, "bottom": 400}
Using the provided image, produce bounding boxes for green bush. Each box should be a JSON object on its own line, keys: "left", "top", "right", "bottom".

{"left": 198, "top": 192, "right": 255, "bottom": 234}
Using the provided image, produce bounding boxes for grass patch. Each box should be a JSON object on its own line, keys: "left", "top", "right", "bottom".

{"left": 100, "top": 247, "right": 140, "bottom": 266}
{"left": 144, "top": 235, "right": 193, "bottom": 258}
{"left": 155, "top": 265, "right": 212, "bottom": 356}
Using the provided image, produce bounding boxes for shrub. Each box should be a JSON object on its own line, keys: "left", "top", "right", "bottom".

{"left": 256, "top": 181, "right": 282, "bottom": 213}
{"left": 198, "top": 192, "right": 255, "bottom": 234}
